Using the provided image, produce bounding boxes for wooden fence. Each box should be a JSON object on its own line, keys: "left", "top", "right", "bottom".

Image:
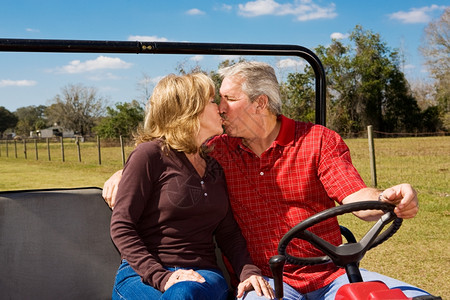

{"left": 0, "top": 136, "right": 132, "bottom": 166}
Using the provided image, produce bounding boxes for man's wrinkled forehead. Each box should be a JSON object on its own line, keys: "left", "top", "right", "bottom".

{"left": 219, "top": 75, "right": 246, "bottom": 96}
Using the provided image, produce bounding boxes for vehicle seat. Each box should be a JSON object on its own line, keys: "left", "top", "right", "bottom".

{"left": 0, "top": 187, "right": 120, "bottom": 299}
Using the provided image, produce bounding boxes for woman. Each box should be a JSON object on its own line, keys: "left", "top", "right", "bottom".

{"left": 110, "top": 73, "right": 273, "bottom": 300}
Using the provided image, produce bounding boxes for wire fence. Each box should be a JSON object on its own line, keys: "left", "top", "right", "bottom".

{"left": 373, "top": 130, "right": 448, "bottom": 137}
{"left": 0, "top": 135, "right": 134, "bottom": 167}
{"left": 0, "top": 130, "right": 447, "bottom": 167}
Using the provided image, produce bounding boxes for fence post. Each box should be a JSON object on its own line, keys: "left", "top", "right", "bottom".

{"left": 120, "top": 135, "right": 125, "bottom": 167}
{"left": 47, "top": 138, "right": 51, "bottom": 161}
{"left": 76, "top": 136, "right": 81, "bottom": 162}
{"left": 367, "top": 125, "right": 377, "bottom": 187}
{"left": 5, "top": 140, "right": 8, "bottom": 157}
{"left": 34, "top": 139, "right": 38, "bottom": 160}
{"left": 97, "top": 135, "right": 101, "bottom": 165}
{"left": 60, "top": 137, "right": 65, "bottom": 162}
{"left": 14, "top": 140, "right": 17, "bottom": 158}
{"left": 23, "top": 139, "right": 27, "bottom": 159}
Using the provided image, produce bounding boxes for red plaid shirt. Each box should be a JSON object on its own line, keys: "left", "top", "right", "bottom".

{"left": 208, "top": 115, "right": 366, "bottom": 293}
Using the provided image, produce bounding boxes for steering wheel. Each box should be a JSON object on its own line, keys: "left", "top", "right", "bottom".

{"left": 278, "top": 201, "right": 402, "bottom": 268}
{"left": 269, "top": 201, "right": 403, "bottom": 298}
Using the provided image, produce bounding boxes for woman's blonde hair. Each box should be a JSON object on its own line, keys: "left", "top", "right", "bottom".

{"left": 135, "top": 72, "right": 215, "bottom": 154}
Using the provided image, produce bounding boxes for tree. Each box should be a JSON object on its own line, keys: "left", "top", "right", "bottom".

{"left": 314, "top": 41, "right": 361, "bottom": 134}
{"left": 383, "top": 65, "right": 422, "bottom": 133}
{"left": 46, "top": 84, "right": 107, "bottom": 136}
{"left": 420, "top": 8, "right": 450, "bottom": 130}
{"left": 136, "top": 73, "right": 157, "bottom": 107}
{"left": 14, "top": 105, "right": 47, "bottom": 136}
{"left": 298, "top": 25, "right": 424, "bottom": 135}
{"left": 0, "top": 106, "right": 18, "bottom": 137}
{"left": 409, "top": 79, "right": 436, "bottom": 110}
{"left": 176, "top": 59, "right": 203, "bottom": 75}
{"left": 280, "top": 72, "right": 315, "bottom": 122}
{"left": 94, "top": 100, "right": 144, "bottom": 139}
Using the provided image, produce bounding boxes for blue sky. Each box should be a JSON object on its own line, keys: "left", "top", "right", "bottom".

{"left": 0, "top": 0, "right": 448, "bottom": 112}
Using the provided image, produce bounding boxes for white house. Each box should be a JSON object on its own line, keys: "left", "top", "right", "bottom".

{"left": 35, "top": 126, "right": 75, "bottom": 138}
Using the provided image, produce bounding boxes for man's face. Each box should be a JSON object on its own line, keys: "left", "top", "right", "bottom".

{"left": 219, "top": 76, "right": 259, "bottom": 138}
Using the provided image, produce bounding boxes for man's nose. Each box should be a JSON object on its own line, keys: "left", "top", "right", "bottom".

{"left": 218, "top": 99, "right": 227, "bottom": 113}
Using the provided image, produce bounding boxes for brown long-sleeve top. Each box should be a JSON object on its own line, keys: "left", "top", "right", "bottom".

{"left": 110, "top": 140, "right": 261, "bottom": 291}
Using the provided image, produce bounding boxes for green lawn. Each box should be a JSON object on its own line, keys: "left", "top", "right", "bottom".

{"left": 1, "top": 136, "right": 449, "bottom": 298}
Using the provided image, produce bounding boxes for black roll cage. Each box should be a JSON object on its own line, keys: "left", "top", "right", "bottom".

{"left": 0, "top": 38, "right": 326, "bottom": 126}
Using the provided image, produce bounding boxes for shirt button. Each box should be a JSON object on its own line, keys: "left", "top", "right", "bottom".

{"left": 200, "top": 181, "right": 204, "bottom": 185}
{"left": 260, "top": 171, "right": 264, "bottom": 176}
{"left": 204, "top": 193, "right": 208, "bottom": 196}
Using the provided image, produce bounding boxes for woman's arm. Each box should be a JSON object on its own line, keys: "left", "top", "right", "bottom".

{"left": 214, "top": 207, "right": 274, "bottom": 299}
{"left": 110, "top": 146, "right": 172, "bottom": 291}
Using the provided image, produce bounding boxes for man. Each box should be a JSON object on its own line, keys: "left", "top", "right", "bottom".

{"left": 103, "top": 61, "right": 429, "bottom": 299}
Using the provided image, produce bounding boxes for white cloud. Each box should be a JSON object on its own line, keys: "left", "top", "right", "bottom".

{"left": 0, "top": 79, "right": 37, "bottom": 87}
{"left": 239, "top": 0, "right": 282, "bottom": 16}
{"left": 277, "top": 58, "right": 305, "bottom": 69}
{"left": 56, "top": 56, "right": 132, "bottom": 74}
{"left": 190, "top": 55, "right": 204, "bottom": 62}
{"left": 403, "top": 64, "right": 416, "bottom": 70}
{"left": 186, "top": 8, "right": 205, "bottom": 15}
{"left": 389, "top": 5, "right": 447, "bottom": 24}
{"left": 330, "top": 32, "right": 349, "bottom": 40}
{"left": 238, "top": 0, "right": 337, "bottom": 21}
{"left": 220, "top": 4, "right": 233, "bottom": 12}
{"left": 128, "top": 35, "right": 169, "bottom": 42}
{"left": 25, "top": 28, "right": 40, "bottom": 33}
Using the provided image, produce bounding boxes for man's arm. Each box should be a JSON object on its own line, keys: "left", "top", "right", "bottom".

{"left": 342, "top": 183, "right": 419, "bottom": 221}
{"left": 102, "top": 170, "right": 123, "bottom": 209}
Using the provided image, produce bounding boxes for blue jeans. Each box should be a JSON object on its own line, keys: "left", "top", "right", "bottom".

{"left": 112, "top": 260, "right": 229, "bottom": 300}
{"left": 241, "top": 269, "right": 430, "bottom": 299}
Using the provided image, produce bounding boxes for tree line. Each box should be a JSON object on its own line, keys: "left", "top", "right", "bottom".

{"left": 281, "top": 23, "right": 447, "bottom": 136}
{"left": 1, "top": 12, "right": 448, "bottom": 140}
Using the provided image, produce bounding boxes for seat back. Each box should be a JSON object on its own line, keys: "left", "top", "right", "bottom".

{"left": 0, "top": 187, "right": 120, "bottom": 300}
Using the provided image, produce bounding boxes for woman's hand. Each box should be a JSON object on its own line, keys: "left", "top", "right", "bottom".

{"left": 164, "top": 269, "right": 206, "bottom": 291}
{"left": 236, "top": 275, "right": 274, "bottom": 299}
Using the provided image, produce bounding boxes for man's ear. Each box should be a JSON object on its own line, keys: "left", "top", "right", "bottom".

{"left": 255, "top": 94, "right": 269, "bottom": 112}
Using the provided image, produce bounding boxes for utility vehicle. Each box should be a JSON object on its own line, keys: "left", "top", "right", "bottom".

{"left": 0, "top": 38, "right": 441, "bottom": 299}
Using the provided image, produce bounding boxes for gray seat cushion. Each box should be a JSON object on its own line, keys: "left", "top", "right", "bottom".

{"left": 0, "top": 187, "right": 120, "bottom": 300}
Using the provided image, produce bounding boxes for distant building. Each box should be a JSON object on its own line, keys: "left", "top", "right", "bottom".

{"left": 35, "top": 126, "right": 75, "bottom": 138}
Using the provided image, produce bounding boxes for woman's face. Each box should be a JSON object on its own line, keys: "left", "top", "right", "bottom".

{"left": 197, "top": 98, "right": 223, "bottom": 144}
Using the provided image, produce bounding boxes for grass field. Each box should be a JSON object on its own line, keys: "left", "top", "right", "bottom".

{"left": 1, "top": 136, "right": 449, "bottom": 298}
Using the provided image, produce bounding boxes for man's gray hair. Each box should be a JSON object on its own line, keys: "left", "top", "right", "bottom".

{"left": 218, "top": 61, "right": 282, "bottom": 115}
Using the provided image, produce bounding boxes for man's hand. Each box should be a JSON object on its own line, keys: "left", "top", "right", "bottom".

{"left": 343, "top": 183, "right": 419, "bottom": 221}
{"left": 378, "top": 183, "right": 419, "bottom": 219}
{"left": 102, "top": 170, "right": 123, "bottom": 209}
{"left": 236, "top": 275, "right": 274, "bottom": 299}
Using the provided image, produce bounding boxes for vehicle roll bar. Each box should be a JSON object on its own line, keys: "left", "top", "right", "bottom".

{"left": 0, "top": 38, "right": 326, "bottom": 125}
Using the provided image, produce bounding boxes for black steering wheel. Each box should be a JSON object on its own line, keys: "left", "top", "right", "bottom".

{"left": 278, "top": 201, "right": 402, "bottom": 268}
{"left": 269, "top": 201, "right": 403, "bottom": 299}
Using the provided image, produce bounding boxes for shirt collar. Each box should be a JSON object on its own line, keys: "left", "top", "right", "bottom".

{"left": 235, "top": 114, "right": 295, "bottom": 152}
{"left": 273, "top": 115, "right": 295, "bottom": 147}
